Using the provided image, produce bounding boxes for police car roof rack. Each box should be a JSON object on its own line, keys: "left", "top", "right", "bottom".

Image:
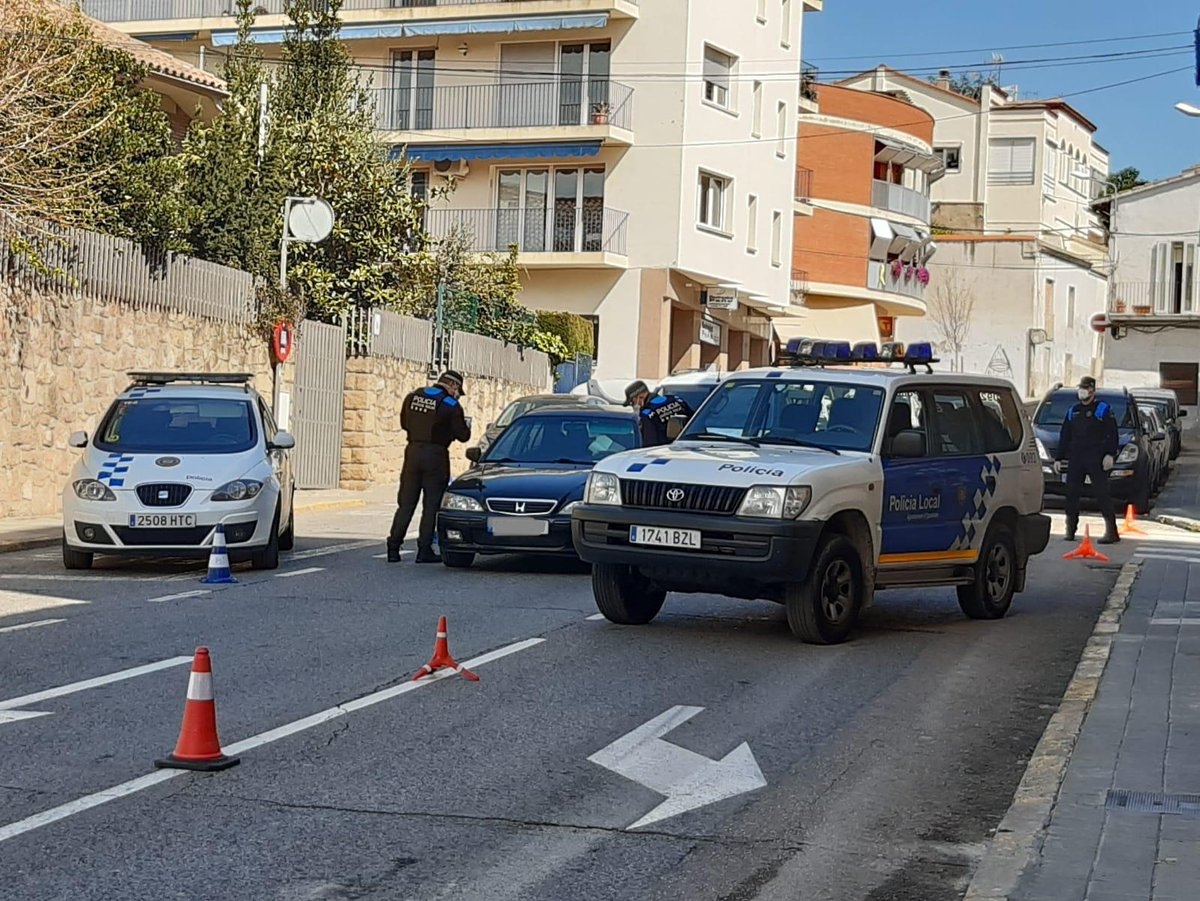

{"left": 774, "top": 339, "right": 939, "bottom": 373}
{"left": 126, "top": 372, "right": 255, "bottom": 389}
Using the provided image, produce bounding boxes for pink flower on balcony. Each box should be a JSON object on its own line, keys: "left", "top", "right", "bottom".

{"left": 891, "top": 259, "right": 903, "bottom": 279}
{"left": 917, "top": 267, "right": 930, "bottom": 286}
{"left": 903, "top": 264, "right": 914, "bottom": 282}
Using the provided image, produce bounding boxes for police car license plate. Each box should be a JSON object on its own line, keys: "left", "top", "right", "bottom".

{"left": 630, "top": 526, "right": 700, "bottom": 549}
{"left": 488, "top": 517, "right": 548, "bottom": 537}
{"left": 128, "top": 514, "right": 196, "bottom": 528}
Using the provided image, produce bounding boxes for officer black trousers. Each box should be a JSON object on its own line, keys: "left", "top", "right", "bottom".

{"left": 388, "top": 443, "right": 450, "bottom": 552}
{"left": 1064, "top": 459, "right": 1117, "bottom": 537}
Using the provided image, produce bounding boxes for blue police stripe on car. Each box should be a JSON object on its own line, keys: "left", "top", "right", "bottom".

{"left": 626, "top": 458, "right": 669, "bottom": 473}
{"left": 98, "top": 454, "right": 135, "bottom": 487}
{"left": 126, "top": 387, "right": 163, "bottom": 399}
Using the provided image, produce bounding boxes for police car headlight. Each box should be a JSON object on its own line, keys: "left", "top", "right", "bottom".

{"left": 73, "top": 479, "right": 116, "bottom": 501}
{"left": 1117, "top": 444, "right": 1139, "bottom": 464}
{"left": 737, "top": 485, "right": 811, "bottom": 519}
{"left": 783, "top": 486, "right": 812, "bottom": 518}
{"left": 212, "top": 479, "right": 264, "bottom": 502}
{"left": 442, "top": 493, "right": 483, "bottom": 512}
{"left": 586, "top": 472, "right": 622, "bottom": 506}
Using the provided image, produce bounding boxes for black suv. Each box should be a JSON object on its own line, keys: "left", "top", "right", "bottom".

{"left": 1033, "top": 387, "right": 1154, "bottom": 513}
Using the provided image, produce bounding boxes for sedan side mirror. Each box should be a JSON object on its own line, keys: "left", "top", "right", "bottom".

{"left": 68, "top": 430, "right": 89, "bottom": 449}
{"left": 889, "top": 430, "right": 927, "bottom": 458}
{"left": 270, "top": 432, "right": 296, "bottom": 450}
{"left": 466, "top": 447, "right": 482, "bottom": 464}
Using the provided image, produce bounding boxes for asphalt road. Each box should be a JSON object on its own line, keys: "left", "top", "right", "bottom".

{"left": 0, "top": 502, "right": 1135, "bottom": 901}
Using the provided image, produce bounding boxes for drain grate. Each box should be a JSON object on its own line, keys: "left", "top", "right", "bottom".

{"left": 1105, "top": 790, "right": 1200, "bottom": 818}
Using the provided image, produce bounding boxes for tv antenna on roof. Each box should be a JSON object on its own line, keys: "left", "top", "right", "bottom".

{"left": 991, "top": 53, "right": 1005, "bottom": 83}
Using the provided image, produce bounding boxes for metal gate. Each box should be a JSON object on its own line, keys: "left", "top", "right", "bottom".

{"left": 291, "top": 320, "right": 346, "bottom": 489}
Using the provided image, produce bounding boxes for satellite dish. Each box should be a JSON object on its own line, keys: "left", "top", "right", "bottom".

{"left": 287, "top": 197, "right": 334, "bottom": 244}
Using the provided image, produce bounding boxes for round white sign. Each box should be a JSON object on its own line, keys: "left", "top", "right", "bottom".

{"left": 287, "top": 198, "right": 334, "bottom": 243}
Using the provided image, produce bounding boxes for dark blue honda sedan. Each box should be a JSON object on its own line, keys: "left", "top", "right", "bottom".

{"left": 436, "top": 406, "right": 640, "bottom": 567}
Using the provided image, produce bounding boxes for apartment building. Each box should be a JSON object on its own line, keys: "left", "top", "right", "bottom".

{"left": 85, "top": 0, "right": 822, "bottom": 381}
{"left": 782, "top": 82, "right": 940, "bottom": 345}
{"left": 837, "top": 66, "right": 1110, "bottom": 398}
{"left": 1099, "top": 166, "right": 1200, "bottom": 412}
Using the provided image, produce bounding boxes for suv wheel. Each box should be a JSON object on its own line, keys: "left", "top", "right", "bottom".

{"left": 251, "top": 508, "right": 281, "bottom": 570}
{"left": 785, "top": 535, "right": 862, "bottom": 644}
{"left": 1132, "top": 484, "right": 1151, "bottom": 516}
{"left": 62, "top": 535, "right": 93, "bottom": 571}
{"left": 442, "top": 550, "right": 475, "bottom": 568}
{"left": 592, "top": 563, "right": 666, "bottom": 625}
{"left": 957, "top": 523, "right": 1016, "bottom": 620}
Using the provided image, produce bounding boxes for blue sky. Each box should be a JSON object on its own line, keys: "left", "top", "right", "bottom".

{"left": 804, "top": 0, "right": 1200, "bottom": 181}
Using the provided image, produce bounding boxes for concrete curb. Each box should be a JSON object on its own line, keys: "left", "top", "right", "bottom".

{"left": 1151, "top": 513, "right": 1200, "bottom": 534}
{"left": 962, "top": 559, "right": 1141, "bottom": 901}
{"left": 293, "top": 498, "right": 367, "bottom": 515}
{"left": 0, "top": 536, "right": 61, "bottom": 555}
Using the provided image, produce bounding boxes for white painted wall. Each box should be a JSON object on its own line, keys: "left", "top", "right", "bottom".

{"left": 1111, "top": 171, "right": 1200, "bottom": 285}
{"left": 1104, "top": 329, "right": 1200, "bottom": 420}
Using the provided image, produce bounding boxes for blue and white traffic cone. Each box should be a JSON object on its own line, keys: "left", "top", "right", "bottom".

{"left": 201, "top": 523, "right": 237, "bottom": 584}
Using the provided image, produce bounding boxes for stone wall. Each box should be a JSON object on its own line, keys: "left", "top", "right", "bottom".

{"left": 340, "top": 353, "right": 551, "bottom": 491}
{"left": 0, "top": 287, "right": 283, "bottom": 519}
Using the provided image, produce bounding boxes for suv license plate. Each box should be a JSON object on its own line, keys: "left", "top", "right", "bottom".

{"left": 630, "top": 526, "right": 700, "bottom": 549}
{"left": 129, "top": 514, "right": 197, "bottom": 528}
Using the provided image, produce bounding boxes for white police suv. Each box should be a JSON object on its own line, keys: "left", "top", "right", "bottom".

{"left": 571, "top": 341, "right": 1051, "bottom": 644}
{"left": 62, "top": 372, "right": 296, "bottom": 571}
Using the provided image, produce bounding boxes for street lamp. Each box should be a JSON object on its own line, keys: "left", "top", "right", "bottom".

{"left": 1175, "top": 101, "right": 1200, "bottom": 117}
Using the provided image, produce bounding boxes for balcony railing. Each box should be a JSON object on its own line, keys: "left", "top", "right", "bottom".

{"left": 871, "top": 179, "right": 931, "bottom": 222}
{"left": 425, "top": 206, "right": 629, "bottom": 256}
{"left": 1110, "top": 281, "right": 1200, "bottom": 316}
{"left": 83, "top": 0, "right": 636, "bottom": 23}
{"left": 374, "top": 79, "right": 633, "bottom": 133}
{"left": 795, "top": 167, "right": 812, "bottom": 203}
{"left": 867, "top": 261, "right": 926, "bottom": 302}
{"left": 800, "top": 62, "right": 819, "bottom": 104}
{"left": 790, "top": 269, "right": 808, "bottom": 304}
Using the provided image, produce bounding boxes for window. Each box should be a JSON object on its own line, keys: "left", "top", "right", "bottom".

{"left": 408, "top": 170, "right": 429, "bottom": 202}
{"left": 747, "top": 195, "right": 759, "bottom": 252}
{"left": 931, "top": 390, "right": 982, "bottom": 456}
{"left": 1161, "top": 362, "right": 1199, "bottom": 406}
{"left": 883, "top": 390, "right": 926, "bottom": 456}
{"left": 770, "top": 211, "right": 782, "bottom": 266}
{"left": 1067, "top": 285, "right": 1076, "bottom": 327}
{"left": 699, "top": 171, "right": 729, "bottom": 231}
{"left": 757, "top": 0, "right": 767, "bottom": 21}
{"left": 485, "top": 413, "right": 639, "bottom": 464}
{"left": 1043, "top": 279, "right": 1055, "bottom": 341}
{"left": 776, "top": 101, "right": 788, "bottom": 157}
{"left": 988, "top": 137, "right": 1036, "bottom": 186}
{"left": 752, "top": 81, "right": 763, "bottom": 137}
{"left": 497, "top": 167, "right": 606, "bottom": 253}
{"left": 95, "top": 398, "right": 258, "bottom": 455}
{"left": 557, "top": 41, "right": 611, "bottom": 127}
{"left": 703, "top": 45, "right": 734, "bottom": 109}
{"left": 780, "top": 0, "right": 792, "bottom": 47}
{"left": 935, "top": 146, "right": 961, "bottom": 172}
{"left": 975, "top": 389, "right": 1023, "bottom": 453}
{"left": 390, "top": 49, "right": 436, "bottom": 131}
{"left": 1150, "top": 241, "right": 1197, "bottom": 313}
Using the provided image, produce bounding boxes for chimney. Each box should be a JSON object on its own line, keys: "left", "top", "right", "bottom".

{"left": 936, "top": 69, "right": 952, "bottom": 91}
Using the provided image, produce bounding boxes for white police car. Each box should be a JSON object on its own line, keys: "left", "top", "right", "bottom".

{"left": 62, "top": 372, "right": 296, "bottom": 571}
{"left": 572, "top": 341, "right": 1051, "bottom": 644}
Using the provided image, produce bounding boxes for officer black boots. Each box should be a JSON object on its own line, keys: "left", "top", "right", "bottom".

{"left": 414, "top": 546, "right": 441, "bottom": 564}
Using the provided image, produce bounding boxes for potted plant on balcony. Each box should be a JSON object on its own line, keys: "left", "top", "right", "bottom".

{"left": 1113, "top": 299, "right": 1127, "bottom": 313}
{"left": 916, "top": 267, "right": 930, "bottom": 286}
{"left": 1133, "top": 302, "right": 1152, "bottom": 315}
{"left": 890, "top": 259, "right": 903, "bottom": 280}
{"left": 591, "top": 103, "right": 612, "bottom": 125}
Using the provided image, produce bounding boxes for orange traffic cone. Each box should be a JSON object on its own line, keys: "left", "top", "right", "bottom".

{"left": 411, "top": 616, "right": 479, "bottom": 682}
{"left": 155, "top": 647, "right": 240, "bottom": 771}
{"left": 1063, "top": 526, "right": 1110, "bottom": 563}
{"left": 1120, "top": 504, "right": 1147, "bottom": 536}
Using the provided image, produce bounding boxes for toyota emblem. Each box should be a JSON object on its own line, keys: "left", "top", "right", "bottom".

{"left": 666, "top": 488, "right": 685, "bottom": 503}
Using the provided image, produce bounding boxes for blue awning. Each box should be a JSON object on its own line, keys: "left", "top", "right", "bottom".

{"left": 395, "top": 141, "right": 602, "bottom": 162}
{"left": 212, "top": 13, "right": 607, "bottom": 46}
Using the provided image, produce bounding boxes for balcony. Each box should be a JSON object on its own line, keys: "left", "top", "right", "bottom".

{"left": 83, "top": 0, "right": 639, "bottom": 28}
{"left": 798, "top": 62, "right": 819, "bottom": 113}
{"left": 794, "top": 167, "right": 813, "bottom": 216}
{"left": 1109, "top": 282, "right": 1200, "bottom": 318}
{"left": 790, "top": 269, "right": 808, "bottom": 305}
{"left": 867, "top": 260, "right": 928, "bottom": 306}
{"left": 425, "top": 206, "right": 629, "bottom": 268}
{"left": 375, "top": 79, "right": 633, "bottom": 145}
{"left": 871, "top": 179, "right": 931, "bottom": 223}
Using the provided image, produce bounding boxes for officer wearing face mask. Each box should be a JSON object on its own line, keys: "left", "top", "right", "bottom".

{"left": 1054, "top": 376, "right": 1120, "bottom": 544}
{"left": 625, "top": 380, "right": 694, "bottom": 447}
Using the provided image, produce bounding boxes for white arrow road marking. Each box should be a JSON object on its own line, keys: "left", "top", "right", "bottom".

{"left": 147, "top": 590, "right": 211, "bottom": 604}
{"left": 0, "top": 656, "right": 193, "bottom": 725}
{"left": 588, "top": 705, "right": 767, "bottom": 830}
{"left": 0, "top": 590, "right": 87, "bottom": 619}
{"left": 0, "top": 618, "right": 65, "bottom": 634}
{"left": 275, "top": 567, "right": 324, "bottom": 579}
{"left": 0, "top": 710, "right": 53, "bottom": 725}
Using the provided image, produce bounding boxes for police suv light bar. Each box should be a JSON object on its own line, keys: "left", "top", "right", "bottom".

{"left": 126, "top": 372, "right": 256, "bottom": 387}
{"left": 774, "top": 340, "right": 938, "bottom": 370}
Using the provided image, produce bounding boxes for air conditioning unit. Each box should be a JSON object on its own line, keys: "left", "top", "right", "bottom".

{"left": 433, "top": 159, "right": 470, "bottom": 179}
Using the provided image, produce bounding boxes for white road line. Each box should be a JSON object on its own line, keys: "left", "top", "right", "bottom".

{"left": 147, "top": 590, "right": 211, "bottom": 604}
{"left": 0, "top": 618, "right": 65, "bottom": 635}
{"left": 0, "top": 636, "right": 545, "bottom": 844}
{"left": 275, "top": 567, "right": 324, "bottom": 579}
{"left": 586, "top": 614, "right": 606, "bottom": 621}
{"left": 1135, "top": 553, "right": 1200, "bottom": 564}
{"left": 0, "top": 657, "right": 193, "bottom": 712}
{"left": 0, "top": 574, "right": 154, "bottom": 583}
{"left": 1150, "top": 617, "right": 1200, "bottom": 626}
{"left": 289, "top": 540, "right": 378, "bottom": 561}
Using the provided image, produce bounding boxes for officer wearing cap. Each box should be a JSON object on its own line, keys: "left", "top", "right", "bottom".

{"left": 625, "top": 380, "right": 694, "bottom": 447}
{"left": 1055, "top": 376, "right": 1120, "bottom": 545}
{"left": 387, "top": 371, "right": 471, "bottom": 563}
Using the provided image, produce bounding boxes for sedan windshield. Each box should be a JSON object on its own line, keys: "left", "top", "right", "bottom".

{"left": 678, "top": 379, "right": 886, "bottom": 453}
{"left": 94, "top": 397, "right": 258, "bottom": 454}
{"left": 494, "top": 398, "right": 580, "bottom": 428}
{"left": 485, "top": 415, "right": 638, "bottom": 464}
{"left": 1035, "top": 395, "right": 1135, "bottom": 429}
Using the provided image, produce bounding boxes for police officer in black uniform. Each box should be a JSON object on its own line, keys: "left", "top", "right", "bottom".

{"left": 625, "top": 380, "right": 694, "bottom": 447}
{"left": 386, "top": 371, "right": 471, "bottom": 563}
{"left": 1055, "top": 376, "right": 1121, "bottom": 545}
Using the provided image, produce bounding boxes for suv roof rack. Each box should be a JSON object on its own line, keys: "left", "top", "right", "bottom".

{"left": 125, "top": 372, "right": 255, "bottom": 388}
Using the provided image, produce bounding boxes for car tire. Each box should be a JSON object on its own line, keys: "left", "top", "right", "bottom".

{"left": 250, "top": 509, "right": 281, "bottom": 570}
{"left": 62, "top": 535, "right": 93, "bottom": 571}
{"left": 592, "top": 563, "right": 666, "bottom": 625}
{"left": 957, "top": 523, "right": 1017, "bottom": 620}
{"left": 278, "top": 491, "right": 295, "bottom": 552}
{"left": 442, "top": 550, "right": 475, "bottom": 568}
{"left": 785, "top": 534, "right": 863, "bottom": 645}
{"left": 1133, "top": 485, "right": 1152, "bottom": 516}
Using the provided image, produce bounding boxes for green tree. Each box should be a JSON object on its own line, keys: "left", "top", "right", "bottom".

{"left": 1108, "top": 166, "right": 1147, "bottom": 193}
{"left": 535, "top": 311, "right": 595, "bottom": 362}
{"left": 935, "top": 71, "right": 1000, "bottom": 101}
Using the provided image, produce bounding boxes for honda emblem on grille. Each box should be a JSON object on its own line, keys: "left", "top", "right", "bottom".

{"left": 666, "top": 488, "right": 685, "bottom": 503}
{"left": 515, "top": 501, "right": 526, "bottom": 514}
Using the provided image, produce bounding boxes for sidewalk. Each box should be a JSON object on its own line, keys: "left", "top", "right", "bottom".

{"left": 0, "top": 487, "right": 376, "bottom": 554}
{"left": 966, "top": 458, "right": 1200, "bottom": 901}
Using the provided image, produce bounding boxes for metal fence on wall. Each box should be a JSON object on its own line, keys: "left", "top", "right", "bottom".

{"left": 345, "top": 306, "right": 433, "bottom": 363}
{"left": 449, "top": 329, "right": 550, "bottom": 387}
{"left": 0, "top": 222, "right": 255, "bottom": 325}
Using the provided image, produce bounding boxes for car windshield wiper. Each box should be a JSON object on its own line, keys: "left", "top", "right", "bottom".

{"left": 553, "top": 458, "right": 595, "bottom": 465}
{"left": 683, "top": 432, "right": 761, "bottom": 447}
{"left": 758, "top": 436, "right": 841, "bottom": 455}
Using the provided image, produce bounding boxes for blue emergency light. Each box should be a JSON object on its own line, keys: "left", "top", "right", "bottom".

{"left": 772, "top": 336, "right": 938, "bottom": 369}
{"left": 904, "top": 342, "right": 934, "bottom": 363}
{"left": 850, "top": 342, "right": 879, "bottom": 362}
{"left": 820, "top": 341, "right": 852, "bottom": 361}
